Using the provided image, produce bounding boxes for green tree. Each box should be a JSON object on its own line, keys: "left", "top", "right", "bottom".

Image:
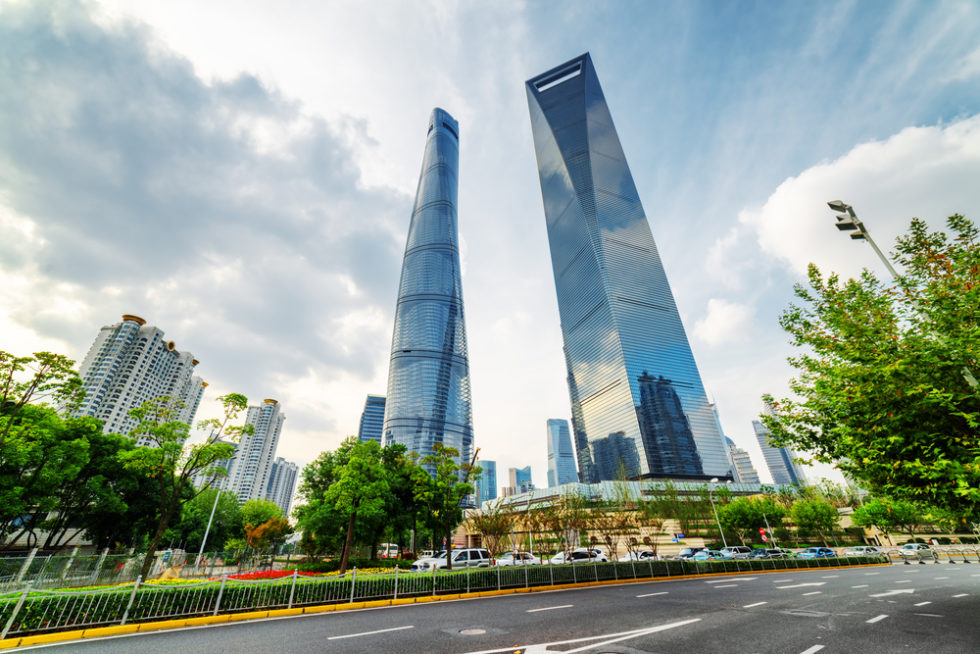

{"left": 764, "top": 215, "right": 980, "bottom": 513}
{"left": 325, "top": 439, "right": 389, "bottom": 573}
{"left": 293, "top": 439, "right": 357, "bottom": 561}
{"left": 717, "top": 496, "right": 787, "bottom": 546}
{"left": 0, "top": 350, "right": 84, "bottom": 445}
{"left": 467, "top": 499, "right": 515, "bottom": 560}
{"left": 120, "top": 394, "right": 249, "bottom": 579}
{"left": 168, "top": 488, "right": 242, "bottom": 553}
{"left": 851, "top": 496, "right": 922, "bottom": 541}
{"left": 413, "top": 443, "right": 476, "bottom": 570}
{"left": 245, "top": 517, "right": 293, "bottom": 554}
{"left": 791, "top": 498, "right": 839, "bottom": 545}
{"left": 241, "top": 498, "right": 285, "bottom": 529}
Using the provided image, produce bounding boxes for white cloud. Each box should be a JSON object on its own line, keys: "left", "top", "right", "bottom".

{"left": 945, "top": 46, "right": 980, "bottom": 82}
{"left": 693, "top": 298, "right": 755, "bottom": 346}
{"left": 740, "top": 115, "right": 980, "bottom": 280}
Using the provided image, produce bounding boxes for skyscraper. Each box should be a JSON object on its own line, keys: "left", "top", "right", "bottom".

{"left": 725, "top": 436, "right": 760, "bottom": 485}
{"left": 526, "top": 53, "right": 730, "bottom": 482}
{"left": 229, "top": 399, "right": 286, "bottom": 503}
{"left": 383, "top": 108, "right": 474, "bottom": 472}
{"left": 753, "top": 420, "right": 807, "bottom": 486}
{"left": 265, "top": 457, "right": 299, "bottom": 515}
{"left": 476, "top": 459, "right": 497, "bottom": 504}
{"left": 74, "top": 314, "right": 205, "bottom": 442}
{"left": 546, "top": 418, "right": 578, "bottom": 487}
{"left": 357, "top": 395, "right": 386, "bottom": 443}
{"left": 505, "top": 466, "right": 534, "bottom": 495}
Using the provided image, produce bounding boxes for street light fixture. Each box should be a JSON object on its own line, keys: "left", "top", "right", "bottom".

{"left": 826, "top": 201, "right": 899, "bottom": 278}
{"left": 707, "top": 477, "right": 729, "bottom": 550}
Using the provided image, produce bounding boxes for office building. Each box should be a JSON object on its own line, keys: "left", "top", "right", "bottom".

{"left": 753, "top": 420, "right": 807, "bottom": 486}
{"left": 74, "top": 314, "right": 205, "bottom": 442}
{"left": 229, "top": 399, "right": 286, "bottom": 503}
{"left": 476, "top": 459, "right": 497, "bottom": 504}
{"left": 502, "top": 466, "right": 534, "bottom": 496}
{"left": 357, "top": 395, "right": 386, "bottom": 443}
{"left": 383, "top": 108, "right": 474, "bottom": 473}
{"left": 265, "top": 457, "right": 299, "bottom": 516}
{"left": 525, "top": 53, "right": 730, "bottom": 482}
{"left": 725, "top": 437, "right": 760, "bottom": 485}
{"left": 546, "top": 419, "right": 578, "bottom": 487}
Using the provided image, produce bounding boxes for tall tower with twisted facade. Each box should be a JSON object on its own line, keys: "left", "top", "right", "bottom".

{"left": 383, "top": 108, "right": 474, "bottom": 472}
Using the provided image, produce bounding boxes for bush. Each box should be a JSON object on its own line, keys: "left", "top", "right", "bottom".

{"left": 290, "top": 557, "right": 401, "bottom": 573}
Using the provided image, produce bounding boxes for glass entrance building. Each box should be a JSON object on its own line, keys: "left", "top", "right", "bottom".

{"left": 525, "top": 53, "right": 730, "bottom": 482}
{"left": 383, "top": 108, "right": 474, "bottom": 472}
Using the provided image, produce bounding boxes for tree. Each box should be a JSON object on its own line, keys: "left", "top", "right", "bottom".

{"left": 168, "top": 488, "right": 242, "bottom": 554}
{"left": 764, "top": 215, "right": 980, "bottom": 513}
{"left": 717, "top": 496, "right": 787, "bottom": 546}
{"left": 413, "top": 443, "right": 476, "bottom": 570}
{"left": 241, "top": 499, "right": 284, "bottom": 529}
{"left": 467, "top": 499, "right": 514, "bottom": 560}
{"left": 293, "top": 439, "right": 357, "bottom": 561}
{"left": 325, "top": 439, "right": 389, "bottom": 574}
{"left": 791, "top": 499, "right": 839, "bottom": 545}
{"left": 851, "top": 496, "right": 923, "bottom": 541}
{"left": 245, "top": 517, "right": 293, "bottom": 554}
{"left": 120, "top": 394, "right": 249, "bottom": 580}
{"left": 0, "top": 350, "right": 84, "bottom": 446}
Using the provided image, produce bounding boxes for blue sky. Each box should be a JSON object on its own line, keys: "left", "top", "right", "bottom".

{"left": 1, "top": 0, "right": 979, "bottom": 489}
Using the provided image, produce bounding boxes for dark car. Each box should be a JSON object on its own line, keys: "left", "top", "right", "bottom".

{"left": 751, "top": 548, "right": 792, "bottom": 559}
{"left": 676, "top": 547, "right": 707, "bottom": 560}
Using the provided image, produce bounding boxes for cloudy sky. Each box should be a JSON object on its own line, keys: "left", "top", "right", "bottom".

{"left": 2, "top": 0, "right": 979, "bottom": 490}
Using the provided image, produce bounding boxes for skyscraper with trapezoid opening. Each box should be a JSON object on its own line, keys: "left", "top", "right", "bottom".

{"left": 383, "top": 108, "right": 474, "bottom": 473}
{"left": 525, "top": 53, "right": 730, "bottom": 483}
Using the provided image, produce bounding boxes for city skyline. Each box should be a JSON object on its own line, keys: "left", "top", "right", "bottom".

{"left": 2, "top": 2, "right": 979, "bottom": 488}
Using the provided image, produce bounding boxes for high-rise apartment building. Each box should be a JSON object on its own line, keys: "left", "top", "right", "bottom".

{"left": 526, "top": 53, "right": 730, "bottom": 482}
{"left": 546, "top": 419, "right": 578, "bottom": 487}
{"left": 74, "top": 314, "right": 205, "bottom": 442}
{"left": 229, "top": 399, "right": 286, "bottom": 503}
{"left": 753, "top": 420, "right": 806, "bottom": 486}
{"left": 725, "top": 437, "right": 760, "bottom": 484}
{"left": 357, "top": 395, "right": 386, "bottom": 443}
{"left": 476, "top": 459, "right": 497, "bottom": 504}
{"left": 383, "top": 108, "right": 474, "bottom": 472}
{"left": 265, "top": 457, "right": 299, "bottom": 516}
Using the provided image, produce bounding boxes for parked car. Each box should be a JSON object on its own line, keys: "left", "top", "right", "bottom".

{"left": 798, "top": 547, "right": 837, "bottom": 559}
{"left": 692, "top": 549, "right": 725, "bottom": 561}
{"left": 675, "top": 547, "right": 708, "bottom": 560}
{"left": 550, "top": 548, "right": 608, "bottom": 564}
{"left": 719, "top": 546, "right": 752, "bottom": 560}
{"left": 619, "top": 550, "right": 659, "bottom": 562}
{"left": 899, "top": 543, "right": 934, "bottom": 558}
{"left": 841, "top": 546, "right": 882, "bottom": 556}
{"left": 494, "top": 551, "right": 541, "bottom": 566}
{"left": 411, "top": 548, "right": 491, "bottom": 571}
{"left": 750, "top": 548, "right": 793, "bottom": 559}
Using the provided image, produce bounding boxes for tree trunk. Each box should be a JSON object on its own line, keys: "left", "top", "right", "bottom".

{"left": 140, "top": 498, "right": 179, "bottom": 580}
{"left": 338, "top": 510, "right": 357, "bottom": 574}
{"left": 444, "top": 529, "right": 453, "bottom": 570}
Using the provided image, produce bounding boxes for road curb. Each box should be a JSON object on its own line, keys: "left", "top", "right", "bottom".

{"left": 0, "top": 560, "right": 889, "bottom": 649}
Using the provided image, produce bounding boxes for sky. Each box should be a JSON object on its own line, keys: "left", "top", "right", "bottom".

{"left": 2, "top": 0, "right": 979, "bottom": 492}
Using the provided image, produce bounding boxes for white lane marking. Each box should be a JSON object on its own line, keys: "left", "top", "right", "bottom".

{"left": 800, "top": 645, "right": 825, "bottom": 654}
{"left": 866, "top": 614, "right": 889, "bottom": 624}
{"left": 327, "top": 625, "right": 414, "bottom": 640}
{"left": 705, "top": 576, "right": 757, "bottom": 583}
{"left": 864, "top": 572, "right": 880, "bottom": 575}
{"left": 952, "top": 593, "right": 968, "bottom": 598}
{"left": 914, "top": 613, "right": 943, "bottom": 617}
{"left": 934, "top": 576, "right": 949, "bottom": 580}
{"left": 636, "top": 591, "right": 668, "bottom": 598}
{"left": 561, "top": 619, "right": 701, "bottom": 654}
{"left": 821, "top": 575, "right": 838, "bottom": 578}
{"left": 527, "top": 604, "right": 574, "bottom": 613}
{"left": 743, "top": 601, "right": 767, "bottom": 608}
{"left": 914, "top": 601, "right": 932, "bottom": 606}
{"left": 771, "top": 578, "right": 794, "bottom": 583}
{"left": 778, "top": 582, "right": 825, "bottom": 589}
{"left": 869, "top": 589, "right": 914, "bottom": 598}
{"left": 458, "top": 621, "right": 701, "bottom": 654}
{"left": 895, "top": 579, "right": 912, "bottom": 584}
{"left": 712, "top": 584, "right": 738, "bottom": 589}
{"left": 851, "top": 584, "right": 869, "bottom": 588}
{"left": 802, "top": 591, "right": 822, "bottom": 596}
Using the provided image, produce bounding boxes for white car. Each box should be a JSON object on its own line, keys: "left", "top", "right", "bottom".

{"left": 411, "top": 548, "right": 491, "bottom": 571}
{"left": 719, "top": 546, "right": 752, "bottom": 560}
{"left": 550, "top": 548, "right": 608, "bottom": 564}
{"left": 899, "top": 543, "right": 934, "bottom": 558}
{"left": 619, "top": 550, "right": 658, "bottom": 561}
{"left": 841, "top": 545, "right": 882, "bottom": 556}
{"left": 494, "top": 551, "right": 541, "bottom": 566}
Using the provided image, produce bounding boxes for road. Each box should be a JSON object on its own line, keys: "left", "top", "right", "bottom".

{"left": 23, "top": 562, "right": 979, "bottom": 653}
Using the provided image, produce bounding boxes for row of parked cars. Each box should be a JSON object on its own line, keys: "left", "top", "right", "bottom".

{"left": 409, "top": 543, "right": 894, "bottom": 572}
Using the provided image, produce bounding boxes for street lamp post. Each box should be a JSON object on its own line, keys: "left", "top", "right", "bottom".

{"left": 707, "top": 477, "right": 728, "bottom": 550}
{"left": 827, "top": 201, "right": 900, "bottom": 279}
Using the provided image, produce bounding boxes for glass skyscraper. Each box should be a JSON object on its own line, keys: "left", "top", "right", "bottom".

{"left": 753, "top": 420, "right": 806, "bottom": 486}
{"left": 526, "top": 53, "right": 730, "bottom": 482}
{"left": 357, "top": 394, "right": 386, "bottom": 443}
{"left": 546, "top": 418, "right": 578, "bottom": 487}
{"left": 383, "top": 108, "right": 474, "bottom": 473}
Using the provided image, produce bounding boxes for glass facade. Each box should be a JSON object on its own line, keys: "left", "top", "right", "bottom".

{"left": 383, "top": 108, "right": 474, "bottom": 473}
{"left": 526, "top": 53, "right": 730, "bottom": 482}
{"left": 357, "top": 394, "right": 386, "bottom": 443}
{"left": 546, "top": 418, "right": 578, "bottom": 487}
{"left": 476, "top": 459, "right": 497, "bottom": 504}
{"left": 753, "top": 420, "right": 806, "bottom": 486}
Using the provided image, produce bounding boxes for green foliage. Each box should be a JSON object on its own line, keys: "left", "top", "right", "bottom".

{"left": 467, "top": 499, "right": 515, "bottom": 558}
{"left": 241, "top": 498, "right": 285, "bottom": 527}
{"left": 790, "top": 498, "right": 839, "bottom": 545}
{"left": 765, "top": 215, "right": 980, "bottom": 513}
{"left": 0, "top": 350, "right": 84, "bottom": 442}
{"left": 718, "top": 496, "right": 787, "bottom": 545}
{"left": 851, "top": 496, "right": 922, "bottom": 539}
{"left": 413, "top": 443, "right": 476, "bottom": 570}
{"left": 245, "top": 517, "right": 293, "bottom": 553}
{"left": 168, "top": 489, "right": 242, "bottom": 553}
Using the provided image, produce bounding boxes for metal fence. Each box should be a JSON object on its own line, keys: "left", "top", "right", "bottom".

{"left": 882, "top": 546, "right": 980, "bottom": 564}
{"left": 0, "top": 554, "right": 886, "bottom": 640}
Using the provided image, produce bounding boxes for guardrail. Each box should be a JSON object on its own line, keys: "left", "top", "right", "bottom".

{"left": 0, "top": 554, "right": 885, "bottom": 640}
{"left": 883, "top": 546, "right": 980, "bottom": 564}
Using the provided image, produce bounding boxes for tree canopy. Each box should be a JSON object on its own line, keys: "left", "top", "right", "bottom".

{"left": 764, "top": 214, "right": 980, "bottom": 515}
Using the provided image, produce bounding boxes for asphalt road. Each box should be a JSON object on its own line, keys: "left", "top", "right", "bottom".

{"left": 23, "top": 562, "right": 979, "bottom": 653}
